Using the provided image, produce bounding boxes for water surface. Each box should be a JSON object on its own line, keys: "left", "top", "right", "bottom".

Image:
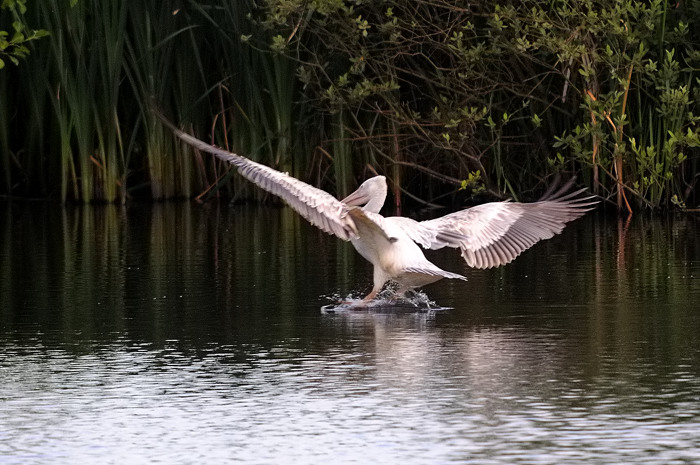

{"left": 1, "top": 202, "right": 699, "bottom": 464}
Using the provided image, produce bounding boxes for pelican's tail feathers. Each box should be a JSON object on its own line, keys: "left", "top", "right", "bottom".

{"left": 402, "top": 267, "right": 467, "bottom": 281}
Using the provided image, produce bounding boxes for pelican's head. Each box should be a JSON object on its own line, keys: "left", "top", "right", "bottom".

{"left": 341, "top": 176, "right": 387, "bottom": 213}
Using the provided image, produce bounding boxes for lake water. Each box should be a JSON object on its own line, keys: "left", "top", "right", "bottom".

{"left": 1, "top": 202, "right": 699, "bottom": 464}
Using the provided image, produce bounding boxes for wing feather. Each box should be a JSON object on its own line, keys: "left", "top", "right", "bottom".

{"left": 419, "top": 189, "right": 596, "bottom": 269}
{"left": 161, "top": 119, "right": 357, "bottom": 241}
{"left": 383, "top": 216, "right": 467, "bottom": 249}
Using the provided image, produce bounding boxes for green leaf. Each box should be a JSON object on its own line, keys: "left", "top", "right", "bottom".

{"left": 270, "top": 34, "right": 287, "bottom": 52}
{"left": 32, "top": 29, "right": 50, "bottom": 39}
{"left": 532, "top": 114, "right": 541, "bottom": 127}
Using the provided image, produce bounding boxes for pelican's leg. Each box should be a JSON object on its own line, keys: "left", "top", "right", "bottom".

{"left": 391, "top": 285, "right": 413, "bottom": 302}
{"left": 360, "top": 270, "right": 387, "bottom": 303}
{"left": 360, "top": 288, "right": 379, "bottom": 303}
{"left": 338, "top": 288, "right": 377, "bottom": 305}
{"left": 339, "top": 285, "right": 380, "bottom": 305}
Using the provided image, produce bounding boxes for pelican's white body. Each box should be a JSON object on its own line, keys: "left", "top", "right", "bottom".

{"left": 347, "top": 206, "right": 465, "bottom": 300}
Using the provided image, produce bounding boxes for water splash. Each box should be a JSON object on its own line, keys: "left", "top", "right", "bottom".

{"left": 320, "top": 286, "right": 450, "bottom": 313}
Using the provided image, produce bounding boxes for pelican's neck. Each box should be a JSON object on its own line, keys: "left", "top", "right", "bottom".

{"left": 364, "top": 185, "right": 387, "bottom": 213}
{"left": 363, "top": 197, "right": 382, "bottom": 213}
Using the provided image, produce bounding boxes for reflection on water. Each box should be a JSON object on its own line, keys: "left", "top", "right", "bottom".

{"left": 1, "top": 202, "right": 699, "bottom": 464}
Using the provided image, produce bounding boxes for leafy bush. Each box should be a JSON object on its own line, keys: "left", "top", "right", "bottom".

{"left": 262, "top": 0, "right": 700, "bottom": 209}
{"left": 0, "top": 0, "right": 49, "bottom": 69}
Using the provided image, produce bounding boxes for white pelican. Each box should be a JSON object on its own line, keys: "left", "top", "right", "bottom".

{"left": 159, "top": 117, "right": 595, "bottom": 302}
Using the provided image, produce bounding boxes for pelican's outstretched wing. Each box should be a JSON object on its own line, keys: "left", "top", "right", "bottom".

{"left": 420, "top": 189, "right": 597, "bottom": 269}
{"left": 382, "top": 216, "right": 468, "bottom": 250}
{"left": 160, "top": 117, "right": 357, "bottom": 241}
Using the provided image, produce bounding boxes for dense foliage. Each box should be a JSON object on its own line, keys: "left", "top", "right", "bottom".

{"left": 0, "top": 0, "right": 698, "bottom": 211}
{"left": 263, "top": 0, "right": 700, "bottom": 210}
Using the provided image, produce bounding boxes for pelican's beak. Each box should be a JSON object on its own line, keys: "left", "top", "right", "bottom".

{"left": 341, "top": 189, "right": 369, "bottom": 207}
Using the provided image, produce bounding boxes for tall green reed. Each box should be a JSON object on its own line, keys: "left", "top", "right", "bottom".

{"left": 36, "top": 1, "right": 129, "bottom": 203}
{"left": 125, "top": 1, "right": 231, "bottom": 200}
{"left": 0, "top": 72, "right": 9, "bottom": 193}
{"left": 331, "top": 109, "right": 354, "bottom": 198}
{"left": 188, "top": 1, "right": 305, "bottom": 200}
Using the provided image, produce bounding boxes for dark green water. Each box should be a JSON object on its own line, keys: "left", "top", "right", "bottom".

{"left": 1, "top": 202, "right": 699, "bottom": 464}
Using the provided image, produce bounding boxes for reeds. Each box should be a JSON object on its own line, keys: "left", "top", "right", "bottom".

{"left": 2, "top": 0, "right": 341, "bottom": 203}
{"left": 189, "top": 1, "right": 307, "bottom": 199}
{"left": 123, "top": 2, "right": 213, "bottom": 200}
{"left": 0, "top": 73, "right": 9, "bottom": 193}
{"left": 34, "top": 1, "right": 129, "bottom": 202}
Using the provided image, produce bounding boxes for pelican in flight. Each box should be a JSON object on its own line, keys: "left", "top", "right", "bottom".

{"left": 159, "top": 116, "right": 595, "bottom": 302}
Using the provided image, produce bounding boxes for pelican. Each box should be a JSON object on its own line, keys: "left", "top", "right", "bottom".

{"left": 158, "top": 116, "right": 595, "bottom": 302}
